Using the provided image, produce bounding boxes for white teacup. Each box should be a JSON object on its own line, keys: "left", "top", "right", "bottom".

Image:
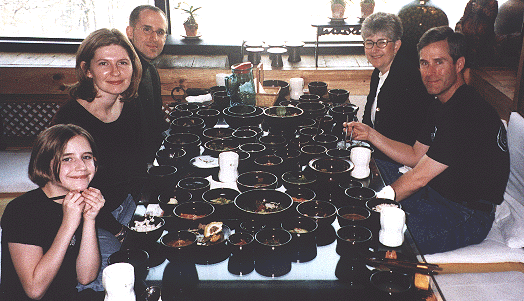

{"left": 218, "top": 151, "right": 239, "bottom": 183}
{"left": 378, "top": 206, "right": 406, "bottom": 247}
{"left": 289, "top": 77, "right": 304, "bottom": 100}
{"left": 103, "top": 262, "right": 135, "bottom": 301}
{"left": 350, "top": 146, "right": 372, "bottom": 179}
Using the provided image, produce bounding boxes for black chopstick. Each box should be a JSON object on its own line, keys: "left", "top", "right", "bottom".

{"left": 49, "top": 195, "right": 67, "bottom": 201}
{"left": 365, "top": 257, "right": 442, "bottom": 273}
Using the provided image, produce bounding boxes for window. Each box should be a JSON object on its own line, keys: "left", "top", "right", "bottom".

{"left": 0, "top": 0, "right": 509, "bottom": 42}
{"left": 0, "top": 0, "right": 152, "bottom": 39}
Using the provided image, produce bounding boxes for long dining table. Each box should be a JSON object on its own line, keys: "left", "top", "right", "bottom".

{"left": 122, "top": 152, "right": 446, "bottom": 301}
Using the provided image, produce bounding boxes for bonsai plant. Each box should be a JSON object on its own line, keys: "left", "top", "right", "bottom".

{"left": 360, "top": 0, "right": 375, "bottom": 20}
{"left": 176, "top": 2, "right": 201, "bottom": 37}
{"left": 330, "top": 0, "right": 349, "bottom": 19}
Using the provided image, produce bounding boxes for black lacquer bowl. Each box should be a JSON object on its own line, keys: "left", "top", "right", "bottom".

{"left": 263, "top": 106, "right": 304, "bottom": 135}
{"left": 125, "top": 216, "right": 166, "bottom": 247}
{"left": 236, "top": 170, "right": 279, "bottom": 192}
{"left": 308, "top": 157, "right": 354, "bottom": 185}
{"left": 158, "top": 188, "right": 193, "bottom": 215}
{"left": 223, "top": 105, "right": 264, "bottom": 129}
{"left": 202, "top": 188, "right": 240, "bottom": 219}
{"left": 202, "top": 127, "right": 234, "bottom": 142}
{"left": 234, "top": 189, "right": 294, "bottom": 225}
{"left": 170, "top": 116, "right": 206, "bottom": 134}
{"left": 160, "top": 230, "right": 198, "bottom": 262}
{"left": 281, "top": 170, "right": 318, "bottom": 190}
{"left": 296, "top": 200, "right": 337, "bottom": 227}
{"left": 263, "top": 80, "right": 290, "bottom": 101}
{"left": 173, "top": 201, "right": 215, "bottom": 229}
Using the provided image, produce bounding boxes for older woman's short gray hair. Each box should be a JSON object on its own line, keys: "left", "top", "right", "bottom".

{"left": 361, "top": 12, "right": 403, "bottom": 41}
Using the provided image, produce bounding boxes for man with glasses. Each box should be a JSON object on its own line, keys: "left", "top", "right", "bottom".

{"left": 126, "top": 5, "right": 169, "bottom": 163}
{"left": 360, "top": 12, "right": 432, "bottom": 185}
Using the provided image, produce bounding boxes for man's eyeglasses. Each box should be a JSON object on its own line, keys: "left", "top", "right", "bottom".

{"left": 363, "top": 39, "right": 393, "bottom": 49}
{"left": 139, "top": 26, "right": 167, "bottom": 38}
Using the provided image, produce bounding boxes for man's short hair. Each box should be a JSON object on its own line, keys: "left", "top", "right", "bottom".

{"left": 417, "top": 26, "right": 468, "bottom": 63}
{"left": 29, "top": 124, "right": 98, "bottom": 187}
{"left": 361, "top": 12, "right": 403, "bottom": 42}
{"left": 129, "top": 5, "right": 167, "bottom": 27}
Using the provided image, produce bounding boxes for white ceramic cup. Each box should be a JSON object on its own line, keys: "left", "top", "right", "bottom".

{"left": 350, "top": 146, "right": 372, "bottom": 179}
{"left": 216, "top": 73, "right": 229, "bottom": 86}
{"left": 289, "top": 77, "right": 305, "bottom": 100}
{"left": 218, "top": 151, "right": 239, "bottom": 183}
{"left": 102, "top": 262, "right": 135, "bottom": 301}
{"left": 378, "top": 206, "right": 406, "bottom": 247}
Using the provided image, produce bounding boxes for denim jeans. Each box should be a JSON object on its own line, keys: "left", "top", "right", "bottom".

{"left": 375, "top": 158, "right": 403, "bottom": 186}
{"left": 77, "top": 194, "right": 137, "bottom": 292}
{"left": 400, "top": 186, "right": 494, "bottom": 255}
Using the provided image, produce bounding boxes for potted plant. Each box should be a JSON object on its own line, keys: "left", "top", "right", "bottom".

{"left": 360, "top": 0, "right": 375, "bottom": 20}
{"left": 331, "top": 0, "right": 349, "bottom": 19}
{"left": 176, "top": 2, "right": 201, "bottom": 37}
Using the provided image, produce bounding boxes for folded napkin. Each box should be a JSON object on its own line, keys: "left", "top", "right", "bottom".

{"left": 186, "top": 94, "right": 212, "bottom": 103}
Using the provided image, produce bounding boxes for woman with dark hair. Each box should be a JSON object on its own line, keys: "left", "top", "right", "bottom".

{"left": 1, "top": 124, "right": 105, "bottom": 300}
{"left": 52, "top": 28, "right": 160, "bottom": 292}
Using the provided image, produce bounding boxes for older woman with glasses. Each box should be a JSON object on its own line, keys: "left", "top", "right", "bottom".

{"left": 355, "top": 12, "right": 432, "bottom": 184}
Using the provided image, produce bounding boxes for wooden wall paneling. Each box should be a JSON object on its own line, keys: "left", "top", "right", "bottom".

{"left": 0, "top": 67, "right": 76, "bottom": 95}
{"left": 467, "top": 68, "right": 514, "bottom": 121}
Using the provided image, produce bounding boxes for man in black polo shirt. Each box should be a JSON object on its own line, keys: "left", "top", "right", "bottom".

{"left": 346, "top": 26, "right": 509, "bottom": 254}
{"left": 126, "top": 5, "right": 169, "bottom": 163}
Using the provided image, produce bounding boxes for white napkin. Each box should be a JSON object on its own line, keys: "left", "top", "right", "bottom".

{"left": 186, "top": 94, "right": 212, "bottom": 103}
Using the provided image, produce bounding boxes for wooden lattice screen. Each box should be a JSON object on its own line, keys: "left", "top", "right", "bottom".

{"left": 0, "top": 100, "right": 175, "bottom": 149}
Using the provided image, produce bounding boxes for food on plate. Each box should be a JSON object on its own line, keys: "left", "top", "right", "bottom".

{"left": 209, "top": 197, "right": 233, "bottom": 205}
{"left": 288, "top": 227, "right": 308, "bottom": 234}
{"left": 341, "top": 213, "right": 366, "bottom": 220}
{"left": 292, "top": 197, "right": 308, "bottom": 203}
{"left": 193, "top": 221, "right": 225, "bottom": 246}
{"left": 179, "top": 213, "right": 207, "bottom": 220}
{"left": 372, "top": 203, "right": 398, "bottom": 212}
{"left": 254, "top": 199, "right": 284, "bottom": 213}
{"left": 262, "top": 237, "right": 281, "bottom": 245}
{"left": 234, "top": 239, "right": 249, "bottom": 246}
{"left": 302, "top": 211, "right": 329, "bottom": 218}
{"left": 165, "top": 238, "right": 194, "bottom": 247}
{"left": 130, "top": 216, "right": 162, "bottom": 232}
